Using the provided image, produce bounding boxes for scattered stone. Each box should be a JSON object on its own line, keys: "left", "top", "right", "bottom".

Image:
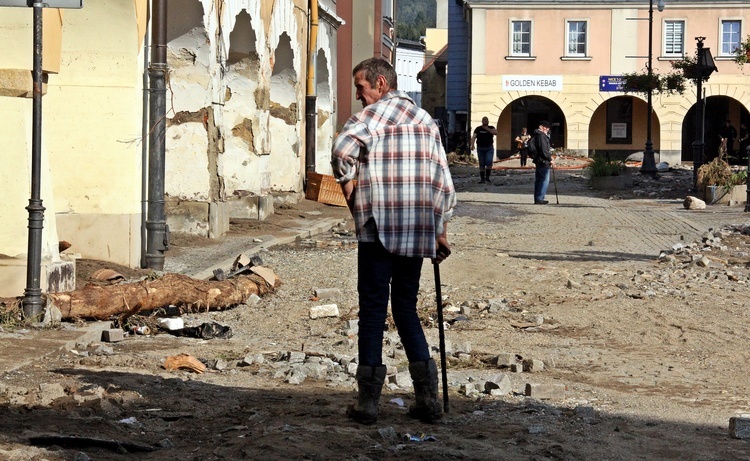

{"left": 245, "top": 294, "right": 262, "bottom": 306}
{"left": 285, "top": 368, "right": 307, "bottom": 385}
{"left": 729, "top": 415, "right": 750, "bottom": 439}
{"left": 523, "top": 359, "right": 545, "bottom": 372}
{"left": 309, "top": 304, "right": 340, "bottom": 319}
{"left": 528, "top": 425, "right": 546, "bottom": 434}
{"left": 488, "top": 298, "right": 509, "bottom": 313}
{"left": 38, "top": 382, "right": 66, "bottom": 405}
{"left": 394, "top": 371, "right": 413, "bottom": 389}
{"left": 683, "top": 196, "right": 706, "bottom": 210}
{"left": 41, "top": 304, "right": 62, "bottom": 326}
{"left": 484, "top": 374, "right": 512, "bottom": 396}
{"left": 496, "top": 353, "right": 518, "bottom": 368}
{"left": 314, "top": 288, "right": 342, "bottom": 300}
{"left": 525, "top": 382, "right": 566, "bottom": 400}
{"left": 462, "top": 382, "right": 479, "bottom": 396}
{"left": 378, "top": 426, "right": 399, "bottom": 444}
{"left": 566, "top": 279, "right": 581, "bottom": 289}
{"left": 94, "top": 345, "right": 114, "bottom": 356}
{"left": 158, "top": 438, "right": 174, "bottom": 449}
{"left": 287, "top": 351, "right": 306, "bottom": 363}
{"left": 101, "top": 329, "right": 124, "bottom": 343}
{"left": 695, "top": 256, "right": 711, "bottom": 267}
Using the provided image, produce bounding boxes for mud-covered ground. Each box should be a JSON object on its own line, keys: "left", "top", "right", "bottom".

{"left": 2, "top": 162, "right": 750, "bottom": 460}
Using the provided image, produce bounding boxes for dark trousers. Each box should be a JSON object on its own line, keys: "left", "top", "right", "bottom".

{"left": 357, "top": 240, "right": 429, "bottom": 367}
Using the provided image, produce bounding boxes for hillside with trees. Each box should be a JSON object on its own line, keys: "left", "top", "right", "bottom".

{"left": 396, "top": 0, "right": 436, "bottom": 41}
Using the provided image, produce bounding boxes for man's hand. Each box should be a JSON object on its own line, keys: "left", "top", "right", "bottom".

{"left": 433, "top": 236, "right": 451, "bottom": 264}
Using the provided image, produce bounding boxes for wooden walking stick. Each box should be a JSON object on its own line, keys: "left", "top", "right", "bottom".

{"left": 551, "top": 162, "right": 560, "bottom": 204}
{"left": 433, "top": 262, "right": 450, "bottom": 413}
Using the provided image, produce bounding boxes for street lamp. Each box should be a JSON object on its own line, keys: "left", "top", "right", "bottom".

{"left": 691, "top": 37, "right": 717, "bottom": 190}
{"left": 640, "top": 0, "right": 665, "bottom": 176}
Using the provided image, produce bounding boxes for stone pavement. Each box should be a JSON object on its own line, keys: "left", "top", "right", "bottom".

{"left": 2, "top": 171, "right": 747, "bottom": 375}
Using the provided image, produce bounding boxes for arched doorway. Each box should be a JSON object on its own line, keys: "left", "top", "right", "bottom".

{"left": 682, "top": 95, "right": 750, "bottom": 165}
{"left": 498, "top": 96, "right": 565, "bottom": 158}
{"left": 588, "top": 96, "right": 660, "bottom": 160}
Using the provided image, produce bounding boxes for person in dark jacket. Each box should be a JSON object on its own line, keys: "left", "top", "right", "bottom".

{"left": 470, "top": 117, "right": 498, "bottom": 183}
{"left": 530, "top": 120, "right": 553, "bottom": 204}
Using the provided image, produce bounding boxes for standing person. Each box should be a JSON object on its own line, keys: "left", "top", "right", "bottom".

{"left": 331, "top": 57, "right": 457, "bottom": 425}
{"left": 470, "top": 116, "right": 497, "bottom": 183}
{"left": 719, "top": 120, "right": 737, "bottom": 159}
{"left": 515, "top": 127, "right": 531, "bottom": 167}
{"left": 739, "top": 122, "right": 749, "bottom": 162}
{"left": 529, "top": 120, "right": 553, "bottom": 205}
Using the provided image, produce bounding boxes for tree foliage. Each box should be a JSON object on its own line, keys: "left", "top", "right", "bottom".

{"left": 396, "top": 0, "right": 436, "bottom": 41}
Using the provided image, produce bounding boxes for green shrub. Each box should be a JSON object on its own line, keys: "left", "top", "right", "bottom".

{"left": 586, "top": 153, "right": 627, "bottom": 178}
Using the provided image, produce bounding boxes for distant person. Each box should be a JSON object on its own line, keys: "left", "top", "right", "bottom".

{"left": 470, "top": 116, "right": 497, "bottom": 183}
{"left": 515, "top": 127, "right": 531, "bottom": 167}
{"left": 528, "top": 120, "right": 553, "bottom": 205}
{"left": 331, "top": 57, "right": 456, "bottom": 425}
{"left": 739, "top": 122, "right": 749, "bottom": 161}
{"left": 719, "top": 120, "right": 737, "bottom": 159}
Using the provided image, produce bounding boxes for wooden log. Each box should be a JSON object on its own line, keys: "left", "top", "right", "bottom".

{"left": 45, "top": 272, "right": 279, "bottom": 320}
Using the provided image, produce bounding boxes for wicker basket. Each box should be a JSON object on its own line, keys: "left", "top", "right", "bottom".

{"left": 305, "top": 172, "right": 347, "bottom": 207}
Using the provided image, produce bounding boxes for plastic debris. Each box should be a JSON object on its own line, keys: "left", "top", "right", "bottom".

{"left": 403, "top": 433, "right": 437, "bottom": 442}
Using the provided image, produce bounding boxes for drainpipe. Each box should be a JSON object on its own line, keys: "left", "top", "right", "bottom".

{"left": 140, "top": 1, "right": 151, "bottom": 268}
{"left": 304, "top": 0, "right": 319, "bottom": 183}
{"left": 145, "top": 0, "right": 169, "bottom": 270}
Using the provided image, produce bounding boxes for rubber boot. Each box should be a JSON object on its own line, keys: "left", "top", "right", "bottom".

{"left": 408, "top": 359, "right": 443, "bottom": 423}
{"left": 347, "top": 365, "right": 387, "bottom": 425}
{"left": 479, "top": 169, "right": 485, "bottom": 183}
{"left": 485, "top": 169, "right": 492, "bottom": 184}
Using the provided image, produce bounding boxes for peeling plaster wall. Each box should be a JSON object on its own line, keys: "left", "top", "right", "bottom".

{"left": 165, "top": 0, "right": 316, "bottom": 235}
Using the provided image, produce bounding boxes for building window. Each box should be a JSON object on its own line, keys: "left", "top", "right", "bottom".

{"left": 511, "top": 20, "right": 532, "bottom": 56}
{"left": 664, "top": 20, "right": 685, "bottom": 57}
{"left": 566, "top": 20, "right": 587, "bottom": 57}
{"left": 720, "top": 20, "right": 741, "bottom": 56}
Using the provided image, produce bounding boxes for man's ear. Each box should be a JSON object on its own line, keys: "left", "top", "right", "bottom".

{"left": 377, "top": 75, "right": 387, "bottom": 92}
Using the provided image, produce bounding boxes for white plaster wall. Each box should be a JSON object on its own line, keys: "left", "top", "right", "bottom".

{"left": 269, "top": 0, "right": 303, "bottom": 192}
{"left": 166, "top": 122, "right": 211, "bottom": 200}
{"left": 220, "top": 4, "right": 272, "bottom": 197}
{"left": 167, "top": 28, "right": 213, "bottom": 113}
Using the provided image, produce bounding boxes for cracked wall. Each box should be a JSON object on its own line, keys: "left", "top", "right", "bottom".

{"left": 164, "top": 0, "right": 335, "bottom": 236}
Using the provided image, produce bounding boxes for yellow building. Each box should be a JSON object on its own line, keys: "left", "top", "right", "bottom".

{"left": 458, "top": 0, "right": 750, "bottom": 166}
{"left": 0, "top": 1, "right": 340, "bottom": 299}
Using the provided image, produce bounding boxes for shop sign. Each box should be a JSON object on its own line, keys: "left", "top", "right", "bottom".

{"left": 502, "top": 75, "right": 562, "bottom": 91}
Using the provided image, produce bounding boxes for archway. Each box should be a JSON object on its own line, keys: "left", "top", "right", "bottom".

{"left": 497, "top": 96, "right": 565, "bottom": 158}
{"left": 681, "top": 96, "right": 750, "bottom": 164}
{"left": 588, "top": 96, "right": 660, "bottom": 160}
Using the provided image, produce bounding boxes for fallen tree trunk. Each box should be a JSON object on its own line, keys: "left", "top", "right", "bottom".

{"left": 46, "top": 272, "right": 279, "bottom": 320}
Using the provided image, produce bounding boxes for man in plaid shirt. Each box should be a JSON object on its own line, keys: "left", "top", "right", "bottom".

{"left": 331, "top": 57, "right": 456, "bottom": 424}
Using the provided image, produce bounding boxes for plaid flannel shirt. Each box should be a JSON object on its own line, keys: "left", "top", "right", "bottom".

{"left": 331, "top": 91, "right": 456, "bottom": 259}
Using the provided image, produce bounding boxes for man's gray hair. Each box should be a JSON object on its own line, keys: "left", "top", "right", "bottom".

{"left": 353, "top": 57, "right": 398, "bottom": 90}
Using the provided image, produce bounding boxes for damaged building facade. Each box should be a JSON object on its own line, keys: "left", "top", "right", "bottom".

{"left": 0, "top": 0, "right": 342, "bottom": 297}
{"left": 165, "top": 0, "right": 342, "bottom": 236}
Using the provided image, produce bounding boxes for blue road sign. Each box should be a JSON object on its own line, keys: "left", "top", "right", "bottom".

{"left": 600, "top": 75, "right": 625, "bottom": 92}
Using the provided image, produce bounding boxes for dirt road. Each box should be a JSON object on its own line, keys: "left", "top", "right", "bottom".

{"left": 1, "top": 164, "right": 750, "bottom": 460}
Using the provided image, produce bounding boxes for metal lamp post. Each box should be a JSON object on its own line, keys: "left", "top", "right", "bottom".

{"left": 691, "top": 37, "right": 717, "bottom": 190}
{"left": 640, "top": 0, "right": 665, "bottom": 176}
